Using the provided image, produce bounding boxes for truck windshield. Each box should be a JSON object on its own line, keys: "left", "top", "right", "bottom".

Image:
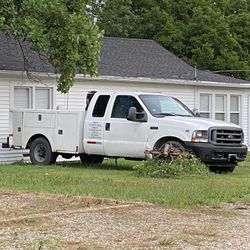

{"left": 139, "top": 95, "right": 194, "bottom": 117}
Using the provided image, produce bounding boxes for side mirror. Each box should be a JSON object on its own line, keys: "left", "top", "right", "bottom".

{"left": 192, "top": 108, "right": 200, "bottom": 117}
{"left": 127, "top": 107, "right": 147, "bottom": 122}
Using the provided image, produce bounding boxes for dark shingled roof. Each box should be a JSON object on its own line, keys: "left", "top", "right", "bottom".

{"left": 0, "top": 32, "right": 55, "bottom": 73}
{"left": 0, "top": 32, "right": 249, "bottom": 84}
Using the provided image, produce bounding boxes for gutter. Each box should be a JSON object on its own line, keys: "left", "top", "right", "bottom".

{"left": 0, "top": 70, "right": 250, "bottom": 89}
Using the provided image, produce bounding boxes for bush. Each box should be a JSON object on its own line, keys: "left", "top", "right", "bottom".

{"left": 134, "top": 156, "right": 209, "bottom": 178}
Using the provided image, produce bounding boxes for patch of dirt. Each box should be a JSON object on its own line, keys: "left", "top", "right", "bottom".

{"left": 0, "top": 190, "right": 249, "bottom": 249}
{"left": 0, "top": 190, "right": 123, "bottom": 222}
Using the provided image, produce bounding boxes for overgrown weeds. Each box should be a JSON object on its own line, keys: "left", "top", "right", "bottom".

{"left": 135, "top": 145, "right": 209, "bottom": 178}
{"left": 134, "top": 157, "right": 209, "bottom": 178}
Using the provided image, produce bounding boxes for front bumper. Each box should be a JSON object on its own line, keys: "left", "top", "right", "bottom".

{"left": 184, "top": 142, "right": 248, "bottom": 165}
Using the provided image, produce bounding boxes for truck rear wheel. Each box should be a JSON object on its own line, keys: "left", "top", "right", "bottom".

{"left": 30, "top": 137, "right": 57, "bottom": 165}
{"left": 79, "top": 154, "right": 104, "bottom": 164}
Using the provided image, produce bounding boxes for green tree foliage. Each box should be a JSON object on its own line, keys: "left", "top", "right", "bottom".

{"left": 96, "top": 0, "right": 250, "bottom": 81}
{"left": 95, "top": 0, "right": 135, "bottom": 37}
{"left": 0, "top": 0, "right": 103, "bottom": 93}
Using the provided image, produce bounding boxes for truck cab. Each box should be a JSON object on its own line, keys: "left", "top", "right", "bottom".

{"left": 83, "top": 92, "right": 247, "bottom": 172}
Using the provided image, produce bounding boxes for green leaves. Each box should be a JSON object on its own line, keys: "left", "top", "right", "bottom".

{"left": 0, "top": 0, "right": 102, "bottom": 93}
{"left": 96, "top": 0, "right": 135, "bottom": 37}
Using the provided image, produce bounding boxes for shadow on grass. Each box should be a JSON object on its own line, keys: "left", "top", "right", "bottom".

{"left": 56, "top": 158, "right": 137, "bottom": 171}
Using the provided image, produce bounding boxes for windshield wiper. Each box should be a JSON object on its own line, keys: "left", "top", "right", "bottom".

{"left": 175, "top": 114, "right": 193, "bottom": 117}
{"left": 154, "top": 112, "right": 176, "bottom": 117}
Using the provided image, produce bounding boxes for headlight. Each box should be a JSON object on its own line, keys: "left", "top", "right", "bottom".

{"left": 191, "top": 130, "right": 208, "bottom": 142}
{"left": 241, "top": 131, "right": 244, "bottom": 143}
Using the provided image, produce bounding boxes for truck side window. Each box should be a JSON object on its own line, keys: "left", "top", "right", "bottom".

{"left": 92, "top": 95, "right": 110, "bottom": 117}
{"left": 111, "top": 95, "right": 143, "bottom": 118}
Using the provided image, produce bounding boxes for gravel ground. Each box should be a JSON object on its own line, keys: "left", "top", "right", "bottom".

{"left": 0, "top": 191, "right": 249, "bottom": 249}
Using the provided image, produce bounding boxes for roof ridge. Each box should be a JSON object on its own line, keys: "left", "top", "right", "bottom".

{"left": 103, "top": 36, "right": 154, "bottom": 42}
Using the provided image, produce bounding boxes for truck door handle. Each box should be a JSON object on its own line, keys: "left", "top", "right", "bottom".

{"left": 105, "top": 123, "right": 110, "bottom": 131}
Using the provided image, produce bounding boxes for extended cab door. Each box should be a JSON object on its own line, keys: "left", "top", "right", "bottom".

{"left": 103, "top": 95, "right": 149, "bottom": 158}
{"left": 83, "top": 94, "right": 111, "bottom": 155}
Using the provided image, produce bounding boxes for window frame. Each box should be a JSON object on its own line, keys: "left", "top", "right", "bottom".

{"left": 14, "top": 86, "right": 33, "bottom": 109}
{"left": 198, "top": 92, "right": 242, "bottom": 125}
{"left": 199, "top": 93, "right": 212, "bottom": 118}
{"left": 12, "top": 85, "right": 54, "bottom": 110}
{"left": 230, "top": 95, "right": 241, "bottom": 125}
{"left": 35, "top": 87, "right": 53, "bottom": 109}
{"left": 111, "top": 95, "right": 144, "bottom": 119}
{"left": 92, "top": 95, "right": 110, "bottom": 118}
{"left": 215, "top": 94, "right": 227, "bottom": 121}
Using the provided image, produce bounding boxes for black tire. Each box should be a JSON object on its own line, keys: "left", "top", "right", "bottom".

{"left": 30, "top": 137, "right": 57, "bottom": 165}
{"left": 209, "top": 165, "right": 236, "bottom": 174}
{"left": 79, "top": 154, "right": 104, "bottom": 164}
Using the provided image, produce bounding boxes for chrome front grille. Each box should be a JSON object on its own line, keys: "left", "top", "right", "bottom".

{"left": 210, "top": 127, "right": 243, "bottom": 145}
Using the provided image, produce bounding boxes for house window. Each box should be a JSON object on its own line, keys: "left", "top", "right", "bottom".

{"left": 198, "top": 93, "right": 241, "bottom": 125}
{"left": 230, "top": 95, "right": 240, "bottom": 125}
{"left": 14, "top": 86, "right": 53, "bottom": 109}
{"left": 14, "top": 87, "right": 32, "bottom": 109}
{"left": 215, "top": 95, "right": 226, "bottom": 121}
{"left": 199, "top": 94, "right": 211, "bottom": 118}
{"left": 35, "top": 88, "right": 52, "bottom": 109}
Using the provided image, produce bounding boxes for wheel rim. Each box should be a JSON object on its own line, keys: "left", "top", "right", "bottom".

{"left": 34, "top": 144, "right": 47, "bottom": 162}
{"left": 160, "top": 142, "right": 184, "bottom": 154}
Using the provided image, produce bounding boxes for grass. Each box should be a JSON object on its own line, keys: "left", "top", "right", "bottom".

{"left": 0, "top": 156, "right": 249, "bottom": 208}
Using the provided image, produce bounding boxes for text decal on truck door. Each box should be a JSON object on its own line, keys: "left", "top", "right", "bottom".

{"left": 88, "top": 121, "right": 102, "bottom": 139}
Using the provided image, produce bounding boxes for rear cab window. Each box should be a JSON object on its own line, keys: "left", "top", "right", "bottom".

{"left": 92, "top": 95, "right": 110, "bottom": 117}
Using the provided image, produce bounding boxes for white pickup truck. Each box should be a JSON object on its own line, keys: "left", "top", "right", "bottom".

{"left": 10, "top": 91, "right": 247, "bottom": 173}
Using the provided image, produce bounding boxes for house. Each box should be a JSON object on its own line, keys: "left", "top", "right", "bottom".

{"left": 0, "top": 32, "right": 250, "bottom": 155}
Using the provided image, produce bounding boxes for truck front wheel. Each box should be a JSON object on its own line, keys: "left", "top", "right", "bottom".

{"left": 30, "top": 137, "right": 57, "bottom": 165}
{"left": 159, "top": 140, "right": 186, "bottom": 154}
{"left": 79, "top": 154, "right": 104, "bottom": 164}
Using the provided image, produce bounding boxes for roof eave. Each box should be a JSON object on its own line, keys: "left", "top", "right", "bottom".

{"left": 77, "top": 74, "right": 250, "bottom": 88}
{"left": 0, "top": 70, "right": 249, "bottom": 89}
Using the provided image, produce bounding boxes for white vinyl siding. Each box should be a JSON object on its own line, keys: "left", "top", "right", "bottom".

{"left": 56, "top": 81, "right": 195, "bottom": 111}
{"left": 56, "top": 84, "right": 86, "bottom": 110}
{"left": 0, "top": 82, "right": 10, "bottom": 145}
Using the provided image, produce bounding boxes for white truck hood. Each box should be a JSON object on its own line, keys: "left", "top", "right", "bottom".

{"left": 155, "top": 116, "right": 241, "bottom": 131}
